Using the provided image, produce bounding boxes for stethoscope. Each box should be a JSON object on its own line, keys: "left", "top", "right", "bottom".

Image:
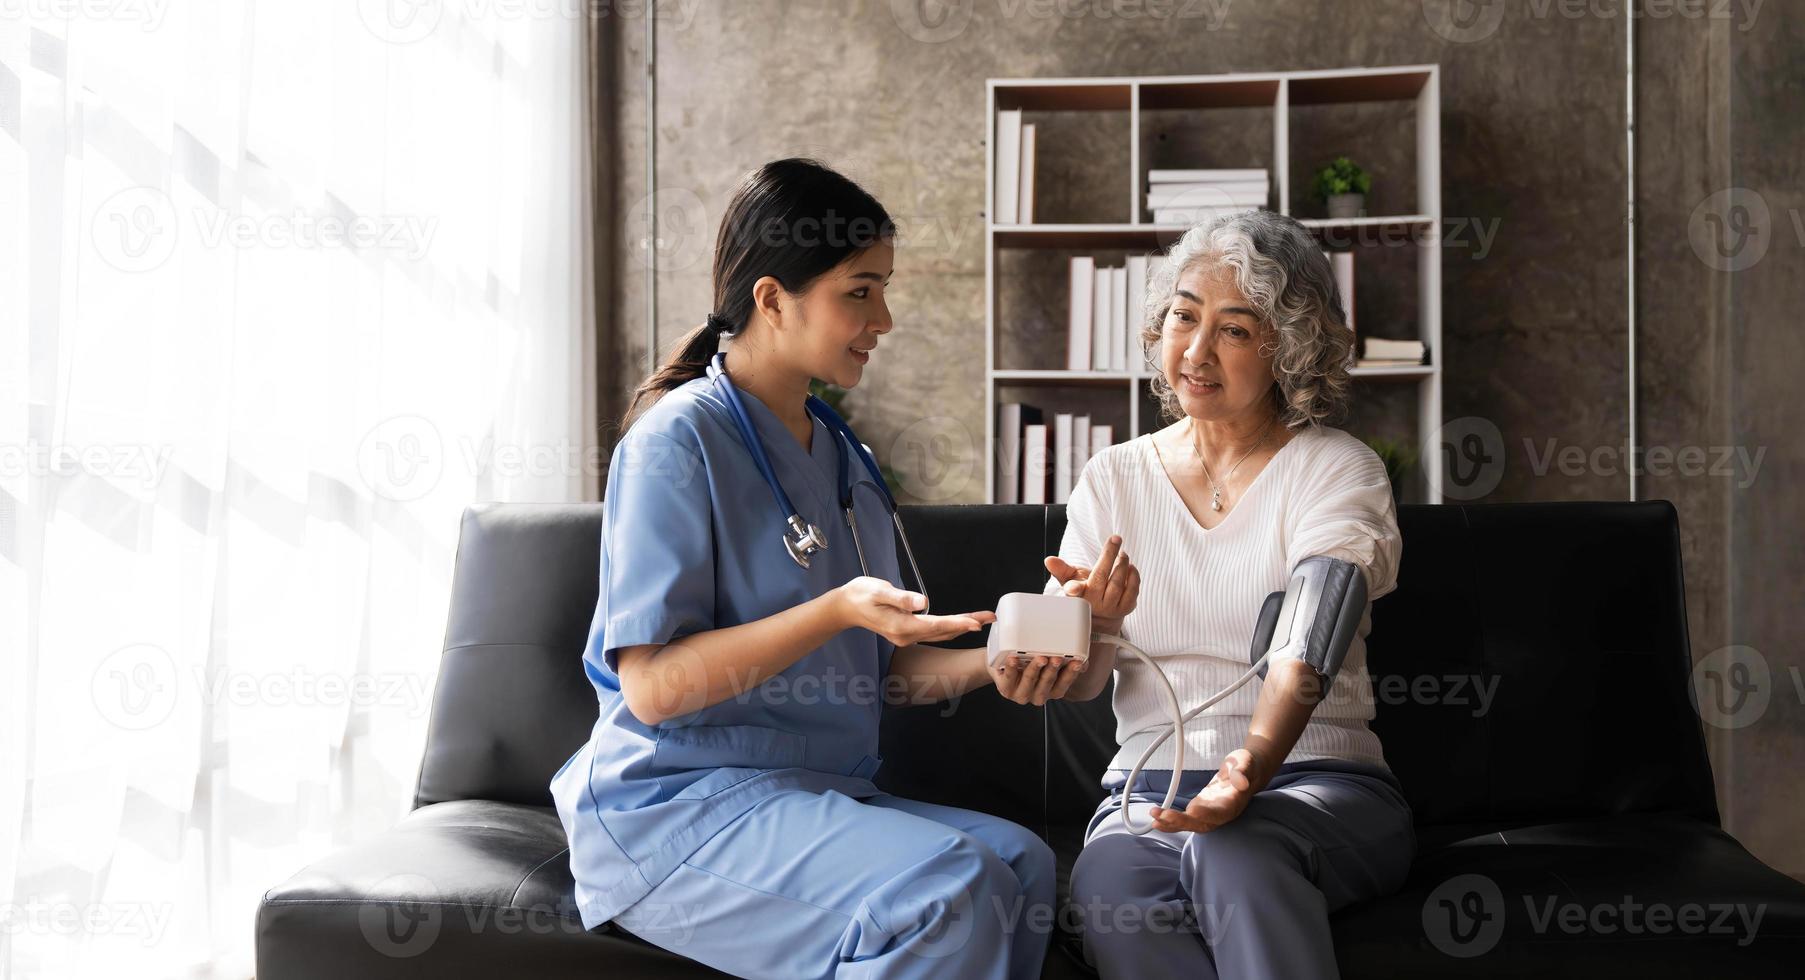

{"left": 705, "top": 352, "right": 931, "bottom": 613}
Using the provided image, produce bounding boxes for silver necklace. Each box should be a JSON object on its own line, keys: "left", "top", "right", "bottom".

{"left": 1191, "top": 415, "right": 1275, "bottom": 512}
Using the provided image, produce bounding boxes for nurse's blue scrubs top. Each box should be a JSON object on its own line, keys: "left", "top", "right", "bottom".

{"left": 551, "top": 374, "right": 904, "bottom": 931}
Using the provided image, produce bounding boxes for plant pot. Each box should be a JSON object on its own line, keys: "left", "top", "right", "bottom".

{"left": 1327, "top": 193, "right": 1366, "bottom": 219}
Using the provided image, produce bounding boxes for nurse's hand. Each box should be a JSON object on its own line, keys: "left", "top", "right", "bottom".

{"left": 836, "top": 576, "right": 996, "bottom": 646}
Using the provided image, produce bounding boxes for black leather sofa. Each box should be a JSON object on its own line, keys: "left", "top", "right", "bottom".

{"left": 258, "top": 500, "right": 1805, "bottom": 977}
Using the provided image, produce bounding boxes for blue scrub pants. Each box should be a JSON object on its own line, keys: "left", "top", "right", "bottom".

{"left": 610, "top": 786, "right": 1057, "bottom": 979}
{"left": 1070, "top": 761, "right": 1414, "bottom": 980}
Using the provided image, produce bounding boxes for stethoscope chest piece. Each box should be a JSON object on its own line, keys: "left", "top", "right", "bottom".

{"left": 785, "top": 514, "right": 828, "bottom": 569}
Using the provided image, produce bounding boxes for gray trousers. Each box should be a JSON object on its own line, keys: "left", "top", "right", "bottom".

{"left": 1069, "top": 760, "right": 1414, "bottom": 980}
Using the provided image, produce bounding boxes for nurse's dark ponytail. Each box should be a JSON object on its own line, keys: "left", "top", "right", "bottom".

{"left": 621, "top": 158, "right": 895, "bottom": 435}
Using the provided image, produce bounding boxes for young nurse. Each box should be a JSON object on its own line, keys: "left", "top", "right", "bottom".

{"left": 551, "top": 158, "right": 1081, "bottom": 979}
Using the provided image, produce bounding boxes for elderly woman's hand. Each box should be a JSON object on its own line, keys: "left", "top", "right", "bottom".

{"left": 1044, "top": 534, "right": 1139, "bottom": 633}
{"left": 1149, "top": 748, "right": 1261, "bottom": 833}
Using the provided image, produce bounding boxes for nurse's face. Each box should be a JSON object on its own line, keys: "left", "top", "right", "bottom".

{"left": 792, "top": 241, "right": 895, "bottom": 389}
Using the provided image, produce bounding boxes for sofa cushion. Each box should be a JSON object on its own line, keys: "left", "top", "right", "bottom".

{"left": 256, "top": 800, "right": 717, "bottom": 979}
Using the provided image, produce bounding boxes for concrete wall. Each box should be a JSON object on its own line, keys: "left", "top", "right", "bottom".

{"left": 599, "top": 0, "right": 1802, "bottom": 878}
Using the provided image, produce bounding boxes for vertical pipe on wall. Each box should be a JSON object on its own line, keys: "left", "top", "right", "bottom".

{"left": 1626, "top": 1, "right": 1639, "bottom": 501}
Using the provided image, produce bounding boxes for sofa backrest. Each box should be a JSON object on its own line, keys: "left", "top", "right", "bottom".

{"left": 416, "top": 500, "right": 1721, "bottom": 831}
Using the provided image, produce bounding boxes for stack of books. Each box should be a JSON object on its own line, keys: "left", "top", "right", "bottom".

{"left": 998, "top": 403, "right": 1113, "bottom": 505}
{"left": 993, "top": 110, "right": 1037, "bottom": 224}
{"left": 1146, "top": 168, "right": 1268, "bottom": 225}
{"left": 1068, "top": 254, "right": 1161, "bottom": 372}
{"left": 1358, "top": 337, "right": 1428, "bottom": 367}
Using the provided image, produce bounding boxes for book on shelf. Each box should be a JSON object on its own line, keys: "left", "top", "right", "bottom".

{"left": 1148, "top": 168, "right": 1268, "bottom": 183}
{"left": 1072, "top": 414, "right": 1090, "bottom": 487}
{"left": 1063, "top": 254, "right": 1162, "bottom": 374}
{"left": 1146, "top": 168, "right": 1269, "bottom": 221}
{"left": 1091, "top": 424, "right": 1114, "bottom": 459}
{"left": 1153, "top": 204, "right": 1258, "bottom": 225}
{"left": 997, "top": 401, "right": 1043, "bottom": 504}
{"left": 1067, "top": 256, "right": 1094, "bottom": 372}
{"left": 1018, "top": 123, "right": 1036, "bottom": 224}
{"left": 1109, "top": 266, "right": 1127, "bottom": 372}
{"left": 1362, "top": 337, "right": 1426, "bottom": 363}
{"left": 1145, "top": 184, "right": 1268, "bottom": 209}
{"left": 1052, "top": 414, "right": 1074, "bottom": 504}
{"left": 1126, "top": 254, "right": 1149, "bottom": 368}
{"left": 995, "top": 110, "right": 1023, "bottom": 224}
{"left": 1328, "top": 249, "right": 1357, "bottom": 371}
{"left": 1091, "top": 265, "right": 1110, "bottom": 371}
{"left": 1022, "top": 424, "right": 1049, "bottom": 505}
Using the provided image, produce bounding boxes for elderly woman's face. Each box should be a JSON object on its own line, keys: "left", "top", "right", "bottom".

{"left": 1160, "top": 261, "right": 1277, "bottom": 423}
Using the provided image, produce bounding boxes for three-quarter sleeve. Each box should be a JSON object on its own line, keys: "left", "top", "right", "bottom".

{"left": 1044, "top": 454, "right": 1113, "bottom": 595}
{"left": 599, "top": 429, "right": 716, "bottom": 673}
{"left": 1285, "top": 440, "right": 1403, "bottom": 600}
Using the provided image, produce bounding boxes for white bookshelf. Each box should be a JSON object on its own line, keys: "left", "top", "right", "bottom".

{"left": 984, "top": 64, "right": 1444, "bottom": 504}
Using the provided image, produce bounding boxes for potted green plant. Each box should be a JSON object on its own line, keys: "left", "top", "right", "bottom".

{"left": 1310, "top": 157, "right": 1372, "bottom": 220}
{"left": 1362, "top": 434, "right": 1417, "bottom": 503}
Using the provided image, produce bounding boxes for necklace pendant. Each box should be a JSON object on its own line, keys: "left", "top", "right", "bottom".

{"left": 1211, "top": 490, "right": 1223, "bottom": 511}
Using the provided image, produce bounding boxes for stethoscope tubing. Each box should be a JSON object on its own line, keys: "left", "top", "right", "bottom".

{"left": 705, "top": 352, "right": 930, "bottom": 612}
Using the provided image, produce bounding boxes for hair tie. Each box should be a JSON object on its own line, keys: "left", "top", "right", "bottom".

{"left": 705, "top": 312, "right": 734, "bottom": 335}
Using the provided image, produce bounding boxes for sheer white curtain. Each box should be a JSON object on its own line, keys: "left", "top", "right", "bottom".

{"left": 1, "top": 3, "right": 596, "bottom": 976}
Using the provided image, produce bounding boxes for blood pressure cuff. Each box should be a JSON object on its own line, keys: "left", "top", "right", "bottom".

{"left": 1247, "top": 555, "right": 1367, "bottom": 683}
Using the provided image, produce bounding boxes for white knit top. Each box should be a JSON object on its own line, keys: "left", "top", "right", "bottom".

{"left": 1043, "top": 424, "right": 1404, "bottom": 774}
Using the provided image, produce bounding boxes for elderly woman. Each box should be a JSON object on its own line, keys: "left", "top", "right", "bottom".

{"left": 1043, "top": 210, "right": 1412, "bottom": 978}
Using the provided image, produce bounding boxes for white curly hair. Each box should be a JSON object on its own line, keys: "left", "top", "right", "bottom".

{"left": 1138, "top": 210, "right": 1353, "bottom": 429}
